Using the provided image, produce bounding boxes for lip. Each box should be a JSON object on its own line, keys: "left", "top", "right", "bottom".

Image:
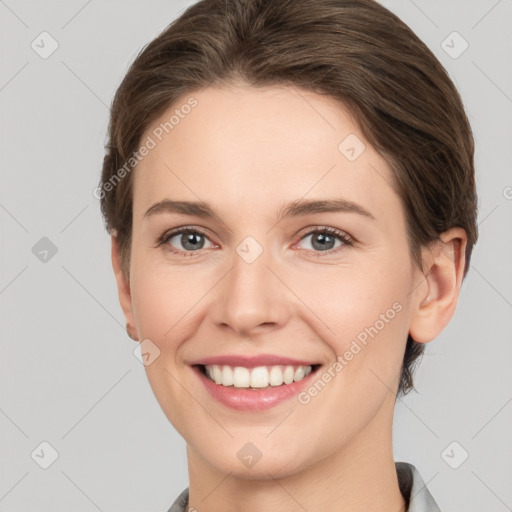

{"left": 191, "top": 363, "right": 321, "bottom": 411}
{"left": 189, "top": 354, "right": 319, "bottom": 368}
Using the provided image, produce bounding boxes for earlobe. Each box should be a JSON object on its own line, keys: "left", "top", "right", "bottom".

{"left": 409, "top": 227, "right": 467, "bottom": 344}
{"left": 111, "top": 235, "right": 139, "bottom": 341}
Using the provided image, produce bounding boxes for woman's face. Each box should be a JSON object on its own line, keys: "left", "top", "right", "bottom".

{"left": 121, "top": 85, "right": 427, "bottom": 478}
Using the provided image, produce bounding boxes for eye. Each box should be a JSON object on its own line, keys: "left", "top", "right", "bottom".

{"left": 158, "top": 225, "right": 354, "bottom": 258}
{"left": 295, "top": 227, "right": 354, "bottom": 256}
{"left": 159, "top": 227, "right": 215, "bottom": 255}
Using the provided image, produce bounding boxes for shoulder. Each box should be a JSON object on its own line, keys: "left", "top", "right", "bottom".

{"left": 167, "top": 465, "right": 441, "bottom": 512}
{"left": 396, "top": 461, "right": 442, "bottom": 512}
{"left": 166, "top": 487, "right": 189, "bottom": 512}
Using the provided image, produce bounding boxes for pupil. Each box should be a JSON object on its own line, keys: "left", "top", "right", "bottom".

{"left": 313, "top": 233, "right": 334, "bottom": 251}
{"left": 183, "top": 233, "right": 204, "bottom": 250}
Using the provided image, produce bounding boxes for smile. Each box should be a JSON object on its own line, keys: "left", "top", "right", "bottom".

{"left": 200, "top": 364, "right": 318, "bottom": 389}
{"left": 190, "top": 354, "right": 323, "bottom": 410}
{"left": 192, "top": 362, "right": 322, "bottom": 411}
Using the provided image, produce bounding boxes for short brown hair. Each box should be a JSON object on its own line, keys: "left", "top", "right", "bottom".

{"left": 99, "top": 0, "right": 478, "bottom": 397}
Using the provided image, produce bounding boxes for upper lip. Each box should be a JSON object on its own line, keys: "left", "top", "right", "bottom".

{"left": 189, "top": 354, "right": 319, "bottom": 368}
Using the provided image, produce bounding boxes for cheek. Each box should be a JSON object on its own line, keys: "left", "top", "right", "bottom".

{"left": 290, "top": 257, "right": 411, "bottom": 385}
{"left": 129, "top": 254, "right": 191, "bottom": 344}
{"left": 297, "top": 259, "right": 408, "bottom": 336}
{"left": 128, "top": 260, "right": 202, "bottom": 435}
{"left": 129, "top": 252, "right": 222, "bottom": 362}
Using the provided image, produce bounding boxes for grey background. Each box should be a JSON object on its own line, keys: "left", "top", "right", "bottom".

{"left": 0, "top": 0, "right": 511, "bottom": 510}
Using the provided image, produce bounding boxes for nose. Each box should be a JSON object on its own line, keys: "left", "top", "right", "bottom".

{"left": 210, "top": 240, "right": 291, "bottom": 337}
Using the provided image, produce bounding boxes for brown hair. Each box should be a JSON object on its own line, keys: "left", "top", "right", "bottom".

{"left": 99, "top": 0, "right": 478, "bottom": 397}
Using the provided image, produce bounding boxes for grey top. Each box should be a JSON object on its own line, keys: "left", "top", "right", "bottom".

{"left": 167, "top": 461, "right": 441, "bottom": 512}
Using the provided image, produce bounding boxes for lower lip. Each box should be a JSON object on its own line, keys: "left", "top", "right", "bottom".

{"left": 192, "top": 365, "right": 319, "bottom": 411}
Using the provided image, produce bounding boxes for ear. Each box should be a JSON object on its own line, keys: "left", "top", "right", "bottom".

{"left": 409, "top": 227, "right": 467, "bottom": 344}
{"left": 111, "top": 234, "right": 138, "bottom": 341}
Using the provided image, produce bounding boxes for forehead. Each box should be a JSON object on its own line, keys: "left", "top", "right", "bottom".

{"left": 133, "top": 85, "right": 399, "bottom": 224}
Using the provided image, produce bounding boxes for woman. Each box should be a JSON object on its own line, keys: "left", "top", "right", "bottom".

{"left": 98, "top": 0, "right": 478, "bottom": 510}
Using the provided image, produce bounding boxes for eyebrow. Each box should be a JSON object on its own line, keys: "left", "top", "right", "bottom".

{"left": 144, "top": 198, "right": 375, "bottom": 222}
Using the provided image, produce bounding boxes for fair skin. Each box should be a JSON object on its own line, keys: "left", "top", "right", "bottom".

{"left": 112, "top": 85, "right": 467, "bottom": 512}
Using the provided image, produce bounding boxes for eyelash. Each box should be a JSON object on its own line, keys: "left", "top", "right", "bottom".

{"left": 157, "top": 225, "right": 355, "bottom": 258}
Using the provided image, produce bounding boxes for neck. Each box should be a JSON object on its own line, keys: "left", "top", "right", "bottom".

{"left": 185, "top": 395, "right": 406, "bottom": 512}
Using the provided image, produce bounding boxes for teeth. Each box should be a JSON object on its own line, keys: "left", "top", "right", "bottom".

{"left": 213, "top": 365, "right": 222, "bottom": 385}
{"left": 283, "top": 365, "right": 295, "bottom": 384}
{"left": 233, "top": 367, "right": 250, "bottom": 388}
{"left": 250, "top": 366, "right": 269, "bottom": 388}
{"left": 203, "top": 364, "right": 314, "bottom": 388}
{"left": 269, "top": 366, "right": 284, "bottom": 386}
{"left": 294, "top": 366, "right": 305, "bottom": 381}
{"left": 222, "top": 365, "right": 234, "bottom": 386}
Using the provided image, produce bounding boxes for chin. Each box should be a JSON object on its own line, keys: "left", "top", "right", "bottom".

{"left": 199, "top": 443, "right": 312, "bottom": 480}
